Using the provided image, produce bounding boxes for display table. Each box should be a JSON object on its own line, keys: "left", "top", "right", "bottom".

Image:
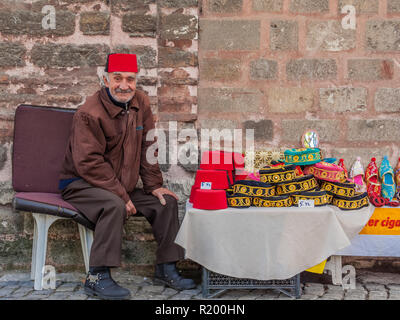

{"left": 175, "top": 202, "right": 374, "bottom": 282}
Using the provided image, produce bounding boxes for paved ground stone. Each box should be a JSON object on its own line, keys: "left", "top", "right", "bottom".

{"left": 139, "top": 284, "right": 165, "bottom": 294}
{"left": 344, "top": 288, "right": 367, "bottom": 298}
{"left": 67, "top": 294, "right": 87, "bottom": 300}
{"left": 47, "top": 292, "right": 72, "bottom": 300}
{"left": 387, "top": 284, "right": 400, "bottom": 291}
{"left": 323, "top": 291, "right": 344, "bottom": 300}
{"left": 0, "top": 270, "right": 399, "bottom": 300}
{"left": 169, "top": 292, "right": 193, "bottom": 300}
{"left": 303, "top": 283, "right": 325, "bottom": 296}
{"left": 0, "top": 287, "right": 17, "bottom": 297}
{"left": 368, "top": 290, "right": 388, "bottom": 300}
{"left": 55, "top": 282, "right": 81, "bottom": 292}
{"left": 258, "top": 290, "right": 281, "bottom": 300}
{"left": 10, "top": 286, "right": 33, "bottom": 298}
{"left": 162, "top": 287, "right": 178, "bottom": 296}
{"left": 388, "top": 291, "right": 400, "bottom": 300}
{"left": 298, "top": 294, "right": 319, "bottom": 300}
{"left": 344, "top": 293, "right": 367, "bottom": 300}
{"left": 364, "top": 283, "right": 386, "bottom": 291}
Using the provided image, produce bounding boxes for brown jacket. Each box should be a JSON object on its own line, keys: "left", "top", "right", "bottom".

{"left": 59, "top": 87, "right": 163, "bottom": 203}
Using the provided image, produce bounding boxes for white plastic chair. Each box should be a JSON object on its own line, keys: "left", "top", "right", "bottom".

{"left": 30, "top": 213, "right": 94, "bottom": 290}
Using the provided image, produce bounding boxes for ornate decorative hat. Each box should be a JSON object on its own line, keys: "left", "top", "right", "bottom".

{"left": 226, "top": 192, "right": 252, "bottom": 208}
{"left": 252, "top": 195, "right": 293, "bottom": 208}
{"left": 331, "top": 192, "right": 369, "bottom": 210}
{"left": 232, "top": 180, "right": 276, "bottom": 197}
{"left": 284, "top": 148, "right": 321, "bottom": 166}
{"left": 320, "top": 180, "right": 356, "bottom": 198}
{"left": 291, "top": 190, "right": 333, "bottom": 207}
{"left": 276, "top": 175, "right": 318, "bottom": 195}
{"left": 259, "top": 164, "right": 297, "bottom": 184}
{"left": 303, "top": 161, "right": 346, "bottom": 183}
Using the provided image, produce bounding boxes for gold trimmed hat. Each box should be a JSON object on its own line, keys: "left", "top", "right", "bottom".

{"left": 320, "top": 180, "right": 356, "bottom": 198}
{"left": 232, "top": 180, "right": 276, "bottom": 197}
{"left": 303, "top": 161, "right": 346, "bottom": 183}
{"left": 331, "top": 192, "right": 369, "bottom": 210}
{"left": 253, "top": 195, "right": 293, "bottom": 208}
{"left": 291, "top": 190, "right": 333, "bottom": 207}
{"left": 284, "top": 148, "right": 321, "bottom": 166}
{"left": 259, "top": 164, "right": 297, "bottom": 184}
{"left": 276, "top": 174, "right": 318, "bottom": 195}
{"left": 226, "top": 190, "right": 252, "bottom": 208}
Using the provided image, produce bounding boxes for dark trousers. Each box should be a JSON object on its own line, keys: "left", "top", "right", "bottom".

{"left": 61, "top": 179, "right": 184, "bottom": 267}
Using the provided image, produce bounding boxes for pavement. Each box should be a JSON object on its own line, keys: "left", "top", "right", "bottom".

{"left": 1, "top": 269, "right": 400, "bottom": 300}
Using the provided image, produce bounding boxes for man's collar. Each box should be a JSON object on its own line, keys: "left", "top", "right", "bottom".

{"left": 99, "top": 87, "right": 139, "bottom": 118}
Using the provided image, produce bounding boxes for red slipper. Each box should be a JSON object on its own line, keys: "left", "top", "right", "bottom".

{"left": 388, "top": 201, "right": 400, "bottom": 207}
{"left": 365, "top": 157, "right": 382, "bottom": 198}
{"left": 370, "top": 196, "right": 386, "bottom": 207}
{"left": 338, "top": 158, "right": 349, "bottom": 180}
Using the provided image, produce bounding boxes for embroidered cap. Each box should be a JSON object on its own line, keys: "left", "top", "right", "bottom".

{"left": 226, "top": 191, "right": 252, "bottom": 208}
{"left": 276, "top": 174, "right": 318, "bottom": 195}
{"left": 303, "top": 161, "right": 346, "bottom": 183}
{"left": 284, "top": 148, "right": 321, "bottom": 166}
{"left": 252, "top": 195, "right": 293, "bottom": 208}
{"left": 232, "top": 180, "right": 276, "bottom": 197}
{"left": 291, "top": 190, "right": 333, "bottom": 207}
{"left": 331, "top": 192, "right": 369, "bottom": 210}
{"left": 320, "top": 180, "right": 356, "bottom": 198}
{"left": 259, "top": 164, "right": 297, "bottom": 184}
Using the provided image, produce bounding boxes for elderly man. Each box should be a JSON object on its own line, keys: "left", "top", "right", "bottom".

{"left": 59, "top": 53, "right": 195, "bottom": 300}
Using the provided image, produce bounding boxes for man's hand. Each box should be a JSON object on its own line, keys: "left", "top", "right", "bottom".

{"left": 125, "top": 200, "right": 137, "bottom": 218}
{"left": 151, "top": 187, "right": 179, "bottom": 205}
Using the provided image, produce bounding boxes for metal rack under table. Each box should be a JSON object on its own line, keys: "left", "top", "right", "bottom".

{"left": 202, "top": 268, "right": 301, "bottom": 299}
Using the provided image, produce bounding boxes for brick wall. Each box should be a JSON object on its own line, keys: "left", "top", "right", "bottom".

{"left": 0, "top": 0, "right": 199, "bottom": 274}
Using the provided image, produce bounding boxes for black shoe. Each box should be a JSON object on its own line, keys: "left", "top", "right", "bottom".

{"left": 154, "top": 262, "right": 196, "bottom": 291}
{"left": 84, "top": 268, "right": 131, "bottom": 300}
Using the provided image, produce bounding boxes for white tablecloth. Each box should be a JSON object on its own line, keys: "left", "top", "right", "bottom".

{"left": 175, "top": 202, "right": 374, "bottom": 280}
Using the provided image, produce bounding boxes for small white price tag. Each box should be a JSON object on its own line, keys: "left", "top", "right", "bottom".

{"left": 200, "top": 182, "right": 212, "bottom": 190}
{"left": 298, "top": 199, "right": 315, "bottom": 208}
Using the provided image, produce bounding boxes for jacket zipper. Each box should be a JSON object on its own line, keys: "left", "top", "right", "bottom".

{"left": 123, "top": 102, "right": 130, "bottom": 145}
{"left": 120, "top": 103, "right": 129, "bottom": 182}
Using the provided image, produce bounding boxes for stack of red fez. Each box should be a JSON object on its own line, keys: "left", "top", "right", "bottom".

{"left": 191, "top": 151, "right": 248, "bottom": 210}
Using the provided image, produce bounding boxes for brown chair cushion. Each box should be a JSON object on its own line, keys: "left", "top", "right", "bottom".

{"left": 13, "top": 192, "right": 95, "bottom": 230}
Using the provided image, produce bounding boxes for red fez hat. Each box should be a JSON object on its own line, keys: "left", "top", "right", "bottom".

{"left": 235, "top": 168, "right": 249, "bottom": 181}
{"left": 189, "top": 185, "right": 198, "bottom": 203}
{"left": 193, "top": 169, "right": 230, "bottom": 190}
{"left": 233, "top": 152, "right": 245, "bottom": 168}
{"left": 193, "top": 190, "right": 227, "bottom": 210}
{"left": 200, "top": 151, "right": 234, "bottom": 171}
{"left": 105, "top": 53, "right": 138, "bottom": 73}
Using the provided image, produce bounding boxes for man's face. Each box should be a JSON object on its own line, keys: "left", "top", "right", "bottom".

{"left": 104, "top": 72, "right": 137, "bottom": 103}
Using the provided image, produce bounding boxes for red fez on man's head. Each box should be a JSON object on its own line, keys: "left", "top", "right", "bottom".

{"left": 105, "top": 53, "right": 138, "bottom": 73}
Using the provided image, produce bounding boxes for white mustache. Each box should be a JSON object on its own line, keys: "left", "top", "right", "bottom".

{"left": 115, "top": 88, "right": 133, "bottom": 93}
